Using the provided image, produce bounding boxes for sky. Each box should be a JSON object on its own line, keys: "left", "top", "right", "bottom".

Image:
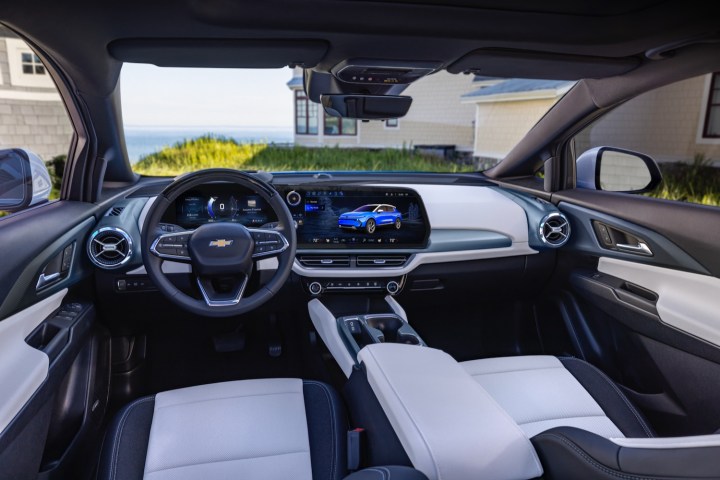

{"left": 120, "top": 63, "right": 294, "bottom": 129}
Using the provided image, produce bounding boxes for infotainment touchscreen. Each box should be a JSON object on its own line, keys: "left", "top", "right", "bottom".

{"left": 286, "top": 187, "right": 429, "bottom": 248}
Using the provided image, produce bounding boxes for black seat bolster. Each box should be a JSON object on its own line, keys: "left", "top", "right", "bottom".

{"left": 303, "top": 380, "right": 349, "bottom": 480}
{"left": 343, "top": 466, "right": 429, "bottom": 480}
{"left": 560, "top": 357, "right": 655, "bottom": 438}
{"left": 343, "top": 366, "right": 412, "bottom": 468}
{"left": 96, "top": 395, "right": 156, "bottom": 480}
{"left": 533, "top": 427, "right": 720, "bottom": 479}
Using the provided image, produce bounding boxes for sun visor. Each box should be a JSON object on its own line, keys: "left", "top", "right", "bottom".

{"left": 108, "top": 39, "right": 329, "bottom": 68}
{"left": 447, "top": 48, "right": 641, "bottom": 80}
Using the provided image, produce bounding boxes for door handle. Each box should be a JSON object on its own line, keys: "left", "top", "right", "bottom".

{"left": 616, "top": 241, "right": 653, "bottom": 256}
{"left": 36, "top": 272, "right": 61, "bottom": 290}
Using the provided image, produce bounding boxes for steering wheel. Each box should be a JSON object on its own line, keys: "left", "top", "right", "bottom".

{"left": 141, "top": 169, "right": 296, "bottom": 317}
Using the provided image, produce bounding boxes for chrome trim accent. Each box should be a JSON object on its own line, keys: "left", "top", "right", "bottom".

{"left": 196, "top": 275, "right": 248, "bottom": 307}
{"left": 87, "top": 227, "right": 134, "bottom": 269}
{"left": 538, "top": 212, "right": 570, "bottom": 247}
{"left": 286, "top": 190, "right": 302, "bottom": 206}
{"left": 616, "top": 241, "right": 653, "bottom": 256}
{"left": 36, "top": 272, "right": 60, "bottom": 290}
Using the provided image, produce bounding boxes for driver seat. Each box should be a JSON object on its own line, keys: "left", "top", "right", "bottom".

{"left": 97, "top": 378, "right": 426, "bottom": 480}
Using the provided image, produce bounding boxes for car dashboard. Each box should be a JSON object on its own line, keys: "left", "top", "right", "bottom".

{"left": 88, "top": 173, "right": 569, "bottom": 298}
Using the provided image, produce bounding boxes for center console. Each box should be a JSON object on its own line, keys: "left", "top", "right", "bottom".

{"left": 307, "top": 295, "right": 426, "bottom": 377}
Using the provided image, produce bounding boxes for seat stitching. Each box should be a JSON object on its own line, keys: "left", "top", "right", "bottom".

{"left": 111, "top": 396, "right": 154, "bottom": 480}
{"left": 304, "top": 381, "right": 337, "bottom": 480}
{"left": 536, "top": 432, "right": 663, "bottom": 480}
{"left": 155, "top": 391, "right": 302, "bottom": 409}
{"left": 561, "top": 358, "right": 654, "bottom": 437}
{"left": 363, "top": 468, "right": 388, "bottom": 480}
{"left": 379, "top": 466, "right": 392, "bottom": 479}
{"left": 145, "top": 450, "right": 310, "bottom": 474}
{"left": 466, "top": 365, "right": 564, "bottom": 376}
{"left": 518, "top": 414, "right": 613, "bottom": 425}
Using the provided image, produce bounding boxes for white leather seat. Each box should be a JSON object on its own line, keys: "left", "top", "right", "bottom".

{"left": 97, "top": 378, "right": 428, "bottom": 480}
{"left": 461, "top": 355, "right": 628, "bottom": 438}
{"left": 459, "top": 355, "right": 720, "bottom": 480}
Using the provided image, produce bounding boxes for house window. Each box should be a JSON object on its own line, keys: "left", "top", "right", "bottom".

{"left": 21, "top": 52, "right": 46, "bottom": 75}
{"left": 5, "top": 38, "right": 54, "bottom": 88}
{"left": 386, "top": 118, "right": 399, "bottom": 128}
{"left": 703, "top": 72, "right": 720, "bottom": 138}
{"left": 324, "top": 114, "right": 357, "bottom": 136}
{"left": 295, "top": 91, "right": 318, "bottom": 135}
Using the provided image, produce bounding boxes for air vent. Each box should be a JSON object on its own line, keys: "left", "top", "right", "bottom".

{"left": 298, "top": 255, "right": 350, "bottom": 268}
{"left": 357, "top": 255, "right": 409, "bottom": 267}
{"left": 106, "top": 206, "right": 125, "bottom": 216}
{"left": 539, "top": 212, "right": 570, "bottom": 248}
{"left": 87, "top": 227, "right": 133, "bottom": 269}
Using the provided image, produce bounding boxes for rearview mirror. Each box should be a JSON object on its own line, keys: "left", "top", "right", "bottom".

{"left": 576, "top": 146, "right": 662, "bottom": 193}
{"left": 0, "top": 149, "right": 52, "bottom": 213}
{"left": 320, "top": 94, "right": 412, "bottom": 120}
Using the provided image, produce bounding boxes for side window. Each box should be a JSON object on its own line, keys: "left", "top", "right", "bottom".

{"left": 572, "top": 73, "right": 720, "bottom": 207}
{"left": 0, "top": 28, "right": 72, "bottom": 216}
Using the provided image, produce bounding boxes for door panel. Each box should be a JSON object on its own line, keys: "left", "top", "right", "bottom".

{"left": 554, "top": 189, "right": 720, "bottom": 276}
{"left": 598, "top": 257, "right": 720, "bottom": 347}
{"left": 554, "top": 189, "right": 720, "bottom": 436}
{"left": 0, "top": 289, "right": 66, "bottom": 434}
{"left": 0, "top": 200, "right": 114, "bottom": 480}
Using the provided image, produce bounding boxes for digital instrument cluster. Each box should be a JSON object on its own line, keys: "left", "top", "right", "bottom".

{"left": 166, "top": 184, "right": 276, "bottom": 228}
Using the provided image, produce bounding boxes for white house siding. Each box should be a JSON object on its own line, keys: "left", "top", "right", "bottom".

{"left": 471, "top": 97, "right": 557, "bottom": 160}
{"left": 357, "top": 71, "right": 475, "bottom": 150}
{"left": 0, "top": 33, "right": 73, "bottom": 160}
{"left": 574, "top": 74, "right": 720, "bottom": 165}
{"left": 290, "top": 70, "right": 475, "bottom": 151}
{"left": 0, "top": 99, "right": 73, "bottom": 159}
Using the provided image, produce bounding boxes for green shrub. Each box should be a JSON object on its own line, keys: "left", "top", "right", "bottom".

{"left": 647, "top": 154, "right": 720, "bottom": 206}
{"left": 132, "top": 135, "right": 474, "bottom": 176}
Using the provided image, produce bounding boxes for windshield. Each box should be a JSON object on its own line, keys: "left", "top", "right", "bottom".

{"left": 121, "top": 64, "right": 572, "bottom": 175}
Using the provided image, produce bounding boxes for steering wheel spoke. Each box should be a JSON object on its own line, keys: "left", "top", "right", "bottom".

{"left": 150, "top": 230, "right": 194, "bottom": 263}
{"left": 196, "top": 274, "right": 249, "bottom": 307}
{"left": 249, "top": 228, "right": 289, "bottom": 259}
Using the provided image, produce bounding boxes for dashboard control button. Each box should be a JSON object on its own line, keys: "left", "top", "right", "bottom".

{"left": 308, "top": 282, "right": 322, "bottom": 295}
{"left": 286, "top": 191, "right": 302, "bottom": 207}
{"left": 386, "top": 281, "right": 400, "bottom": 295}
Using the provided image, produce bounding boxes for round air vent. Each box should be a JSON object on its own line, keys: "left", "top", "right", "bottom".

{"left": 87, "top": 227, "right": 133, "bottom": 269}
{"left": 539, "top": 212, "right": 570, "bottom": 247}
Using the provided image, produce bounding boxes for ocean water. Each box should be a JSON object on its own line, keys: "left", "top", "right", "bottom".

{"left": 124, "top": 126, "right": 293, "bottom": 163}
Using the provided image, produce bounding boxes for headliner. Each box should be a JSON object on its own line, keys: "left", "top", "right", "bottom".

{"left": 2, "top": 0, "right": 717, "bottom": 96}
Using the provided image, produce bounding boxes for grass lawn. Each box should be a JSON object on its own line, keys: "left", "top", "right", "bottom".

{"left": 132, "top": 135, "right": 475, "bottom": 175}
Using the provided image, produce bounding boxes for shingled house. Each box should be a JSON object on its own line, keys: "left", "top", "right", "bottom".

{"left": 0, "top": 26, "right": 72, "bottom": 160}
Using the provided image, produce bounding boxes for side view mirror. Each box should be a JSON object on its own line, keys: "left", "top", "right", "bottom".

{"left": 0, "top": 149, "right": 52, "bottom": 213}
{"left": 320, "top": 94, "right": 412, "bottom": 120}
{"left": 576, "top": 146, "right": 662, "bottom": 193}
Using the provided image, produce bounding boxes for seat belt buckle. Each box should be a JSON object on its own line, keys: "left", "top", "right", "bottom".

{"left": 347, "top": 427, "right": 365, "bottom": 471}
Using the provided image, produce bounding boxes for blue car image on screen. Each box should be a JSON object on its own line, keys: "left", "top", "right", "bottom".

{"left": 338, "top": 204, "right": 402, "bottom": 234}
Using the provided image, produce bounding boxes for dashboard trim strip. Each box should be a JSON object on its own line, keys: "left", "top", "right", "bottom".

{"left": 292, "top": 243, "right": 537, "bottom": 278}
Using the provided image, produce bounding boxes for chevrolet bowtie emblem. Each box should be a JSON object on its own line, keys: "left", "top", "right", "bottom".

{"left": 209, "top": 239, "right": 233, "bottom": 248}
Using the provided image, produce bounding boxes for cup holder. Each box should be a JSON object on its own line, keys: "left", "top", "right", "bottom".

{"left": 337, "top": 313, "right": 426, "bottom": 357}
{"left": 365, "top": 315, "right": 406, "bottom": 343}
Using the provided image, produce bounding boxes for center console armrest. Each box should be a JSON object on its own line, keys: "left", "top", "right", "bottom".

{"left": 358, "top": 344, "right": 543, "bottom": 480}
